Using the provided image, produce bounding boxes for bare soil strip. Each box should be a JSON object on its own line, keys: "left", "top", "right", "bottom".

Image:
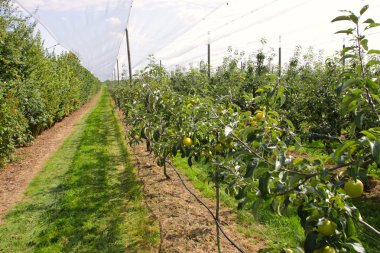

{"left": 0, "top": 93, "right": 100, "bottom": 222}
{"left": 129, "top": 142, "right": 265, "bottom": 253}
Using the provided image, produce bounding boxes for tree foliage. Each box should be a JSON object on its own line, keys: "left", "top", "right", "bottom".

{"left": 0, "top": 1, "right": 100, "bottom": 167}
{"left": 110, "top": 4, "right": 380, "bottom": 252}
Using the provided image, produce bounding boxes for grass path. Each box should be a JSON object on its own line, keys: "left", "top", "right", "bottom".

{"left": 0, "top": 88, "right": 159, "bottom": 252}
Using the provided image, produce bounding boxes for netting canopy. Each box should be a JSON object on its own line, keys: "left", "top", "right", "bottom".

{"left": 15, "top": 0, "right": 380, "bottom": 80}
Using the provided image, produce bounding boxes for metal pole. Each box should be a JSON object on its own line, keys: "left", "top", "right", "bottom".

{"left": 125, "top": 28, "right": 133, "bottom": 84}
{"left": 117, "top": 59, "right": 120, "bottom": 85}
{"left": 278, "top": 35, "right": 282, "bottom": 77}
{"left": 342, "top": 38, "right": 346, "bottom": 69}
{"left": 208, "top": 31, "right": 211, "bottom": 79}
{"left": 208, "top": 44, "right": 211, "bottom": 78}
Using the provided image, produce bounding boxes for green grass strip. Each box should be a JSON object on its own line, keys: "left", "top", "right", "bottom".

{"left": 0, "top": 88, "right": 159, "bottom": 253}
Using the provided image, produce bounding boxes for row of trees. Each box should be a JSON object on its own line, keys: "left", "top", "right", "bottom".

{"left": 0, "top": 0, "right": 101, "bottom": 167}
{"left": 110, "top": 5, "right": 380, "bottom": 253}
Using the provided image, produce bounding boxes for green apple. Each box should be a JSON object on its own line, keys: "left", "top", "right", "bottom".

{"left": 344, "top": 179, "right": 363, "bottom": 198}
{"left": 183, "top": 137, "right": 193, "bottom": 147}
{"left": 318, "top": 219, "right": 337, "bottom": 237}
{"left": 313, "top": 246, "right": 336, "bottom": 253}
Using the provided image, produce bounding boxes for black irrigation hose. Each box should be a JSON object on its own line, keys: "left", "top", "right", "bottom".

{"left": 167, "top": 162, "right": 246, "bottom": 253}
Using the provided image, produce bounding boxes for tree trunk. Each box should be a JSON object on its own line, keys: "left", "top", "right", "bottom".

{"left": 163, "top": 157, "right": 170, "bottom": 179}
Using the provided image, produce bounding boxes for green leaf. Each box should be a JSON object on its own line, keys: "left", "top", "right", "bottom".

{"left": 372, "top": 140, "right": 380, "bottom": 167}
{"left": 244, "top": 159, "right": 258, "bottom": 178}
{"left": 258, "top": 172, "right": 271, "bottom": 198}
{"left": 279, "top": 93, "right": 286, "bottom": 107}
{"left": 343, "top": 54, "right": 358, "bottom": 59}
{"left": 331, "top": 15, "right": 351, "bottom": 22}
{"left": 349, "top": 14, "right": 359, "bottom": 24}
{"left": 235, "top": 186, "right": 246, "bottom": 200}
{"left": 244, "top": 127, "right": 257, "bottom": 142}
{"left": 347, "top": 243, "right": 365, "bottom": 253}
{"left": 342, "top": 92, "right": 360, "bottom": 114}
{"left": 366, "top": 59, "right": 380, "bottom": 67}
{"left": 372, "top": 94, "right": 380, "bottom": 104}
{"left": 194, "top": 153, "right": 200, "bottom": 163}
{"left": 361, "top": 130, "right": 376, "bottom": 140}
{"left": 304, "top": 232, "right": 318, "bottom": 253}
{"left": 341, "top": 46, "right": 355, "bottom": 55}
{"left": 172, "top": 145, "right": 178, "bottom": 156}
{"left": 180, "top": 147, "right": 186, "bottom": 158}
{"left": 334, "top": 140, "right": 359, "bottom": 160}
{"left": 335, "top": 29, "right": 354, "bottom": 35}
{"left": 276, "top": 86, "right": 286, "bottom": 106}
{"left": 256, "top": 87, "right": 265, "bottom": 93}
{"left": 361, "top": 39, "right": 368, "bottom": 51}
{"left": 365, "top": 78, "right": 380, "bottom": 92}
{"left": 354, "top": 112, "right": 364, "bottom": 129}
{"left": 368, "top": 49, "right": 380, "bottom": 54}
{"left": 342, "top": 96, "right": 358, "bottom": 113}
{"left": 365, "top": 23, "right": 380, "bottom": 30}
{"left": 141, "top": 128, "right": 147, "bottom": 139}
{"left": 187, "top": 156, "right": 193, "bottom": 167}
{"left": 346, "top": 216, "right": 357, "bottom": 238}
{"left": 360, "top": 5, "right": 369, "bottom": 15}
{"left": 285, "top": 119, "right": 295, "bottom": 130}
{"left": 276, "top": 85, "right": 284, "bottom": 98}
{"left": 363, "top": 18, "right": 375, "bottom": 24}
{"left": 337, "top": 79, "right": 356, "bottom": 94}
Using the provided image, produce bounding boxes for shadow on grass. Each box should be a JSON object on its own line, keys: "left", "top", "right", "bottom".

{"left": 0, "top": 92, "right": 155, "bottom": 252}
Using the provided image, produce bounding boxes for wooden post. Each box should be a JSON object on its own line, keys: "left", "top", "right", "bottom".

{"left": 126, "top": 28, "right": 133, "bottom": 84}
{"left": 117, "top": 59, "right": 120, "bottom": 85}
{"left": 208, "top": 31, "right": 211, "bottom": 79}
{"left": 278, "top": 35, "right": 282, "bottom": 77}
{"left": 160, "top": 60, "right": 162, "bottom": 68}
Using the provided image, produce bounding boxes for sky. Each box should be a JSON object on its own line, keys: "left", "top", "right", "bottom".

{"left": 14, "top": 0, "right": 380, "bottom": 80}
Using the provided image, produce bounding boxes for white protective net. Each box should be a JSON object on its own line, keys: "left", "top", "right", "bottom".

{"left": 15, "top": 0, "right": 380, "bottom": 80}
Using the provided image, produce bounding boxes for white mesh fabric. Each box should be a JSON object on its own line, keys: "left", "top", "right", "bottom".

{"left": 14, "top": 0, "right": 380, "bottom": 80}
{"left": 16, "top": 0, "right": 133, "bottom": 80}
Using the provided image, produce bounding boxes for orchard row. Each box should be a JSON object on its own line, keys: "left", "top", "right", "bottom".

{"left": 0, "top": 1, "right": 101, "bottom": 167}
{"left": 111, "top": 5, "right": 380, "bottom": 253}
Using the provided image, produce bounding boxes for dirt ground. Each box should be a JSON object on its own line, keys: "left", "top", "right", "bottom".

{"left": 367, "top": 178, "right": 380, "bottom": 203}
{"left": 0, "top": 93, "right": 100, "bottom": 223}
{"left": 113, "top": 107, "right": 265, "bottom": 252}
{"left": 128, "top": 142, "right": 265, "bottom": 253}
